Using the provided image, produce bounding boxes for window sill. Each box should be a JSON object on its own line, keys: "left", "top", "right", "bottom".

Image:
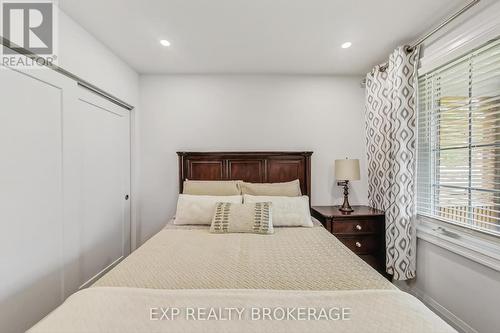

{"left": 416, "top": 216, "right": 500, "bottom": 272}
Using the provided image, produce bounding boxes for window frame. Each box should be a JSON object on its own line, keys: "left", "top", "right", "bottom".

{"left": 416, "top": 39, "right": 500, "bottom": 239}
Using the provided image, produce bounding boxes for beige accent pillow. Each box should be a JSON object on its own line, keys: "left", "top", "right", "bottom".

{"left": 244, "top": 195, "right": 313, "bottom": 227}
{"left": 210, "top": 202, "right": 273, "bottom": 234}
{"left": 182, "top": 180, "right": 241, "bottom": 196}
{"left": 240, "top": 179, "right": 302, "bottom": 196}
{"left": 174, "top": 194, "right": 242, "bottom": 225}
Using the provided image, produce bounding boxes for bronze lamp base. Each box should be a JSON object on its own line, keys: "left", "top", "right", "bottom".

{"left": 338, "top": 180, "right": 354, "bottom": 212}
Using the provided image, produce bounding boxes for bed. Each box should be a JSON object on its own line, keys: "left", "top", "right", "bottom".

{"left": 28, "top": 151, "right": 456, "bottom": 333}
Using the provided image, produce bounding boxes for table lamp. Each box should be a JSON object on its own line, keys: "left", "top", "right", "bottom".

{"left": 335, "top": 158, "right": 360, "bottom": 212}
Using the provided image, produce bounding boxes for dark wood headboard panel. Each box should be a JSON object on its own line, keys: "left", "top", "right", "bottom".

{"left": 177, "top": 151, "right": 313, "bottom": 197}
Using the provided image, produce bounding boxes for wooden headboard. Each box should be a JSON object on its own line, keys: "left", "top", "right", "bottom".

{"left": 177, "top": 151, "right": 313, "bottom": 197}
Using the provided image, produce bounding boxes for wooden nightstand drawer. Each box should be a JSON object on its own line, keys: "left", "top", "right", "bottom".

{"left": 332, "top": 219, "right": 381, "bottom": 235}
{"left": 311, "top": 205, "right": 386, "bottom": 275}
{"left": 336, "top": 235, "right": 380, "bottom": 254}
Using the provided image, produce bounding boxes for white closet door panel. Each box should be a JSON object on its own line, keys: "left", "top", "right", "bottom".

{"left": 0, "top": 67, "right": 67, "bottom": 333}
{"left": 63, "top": 88, "right": 131, "bottom": 291}
{"left": 0, "top": 63, "right": 132, "bottom": 332}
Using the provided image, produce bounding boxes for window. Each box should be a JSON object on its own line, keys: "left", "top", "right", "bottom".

{"left": 417, "top": 39, "right": 500, "bottom": 236}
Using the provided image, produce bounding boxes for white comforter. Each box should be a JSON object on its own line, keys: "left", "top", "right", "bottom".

{"left": 28, "top": 287, "right": 456, "bottom": 333}
{"left": 93, "top": 222, "right": 393, "bottom": 291}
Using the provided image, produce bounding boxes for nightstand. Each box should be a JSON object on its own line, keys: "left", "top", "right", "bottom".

{"left": 311, "top": 205, "right": 386, "bottom": 274}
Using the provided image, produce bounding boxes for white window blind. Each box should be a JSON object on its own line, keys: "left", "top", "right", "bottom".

{"left": 417, "top": 38, "right": 500, "bottom": 236}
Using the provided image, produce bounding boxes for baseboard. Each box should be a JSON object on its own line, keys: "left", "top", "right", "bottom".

{"left": 78, "top": 256, "right": 124, "bottom": 290}
{"left": 398, "top": 285, "right": 478, "bottom": 333}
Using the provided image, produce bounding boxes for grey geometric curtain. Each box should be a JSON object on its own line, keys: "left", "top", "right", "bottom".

{"left": 365, "top": 46, "right": 420, "bottom": 280}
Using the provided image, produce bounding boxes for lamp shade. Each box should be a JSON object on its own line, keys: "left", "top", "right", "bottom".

{"left": 335, "top": 159, "right": 360, "bottom": 181}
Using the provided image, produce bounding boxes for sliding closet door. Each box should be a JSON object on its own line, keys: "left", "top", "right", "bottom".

{"left": 0, "top": 67, "right": 72, "bottom": 333}
{"left": 63, "top": 87, "right": 131, "bottom": 293}
{"left": 0, "top": 60, "right": 132, "bottom": 333}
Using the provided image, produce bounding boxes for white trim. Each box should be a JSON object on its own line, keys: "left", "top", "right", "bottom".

{"left": 130, "top": 106, "right": 139, "bottom": 252}
{"left": 416, "top": 217, "right": 500, "bottom": 272}
{"left": 419, "top": 0, "right": 500, "bottom": 75}
{"left": 398, "top": 285, "right": 478, "bottom": 333}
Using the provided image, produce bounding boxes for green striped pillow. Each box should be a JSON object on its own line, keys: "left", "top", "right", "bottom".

{"left": 210, "top": 202, "right": 273, "bottom": 234}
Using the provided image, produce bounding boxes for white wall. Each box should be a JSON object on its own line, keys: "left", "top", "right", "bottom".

{"left": 58, "top": 10, "right": 139, "bottom": 104}
{"left": 139, "top": 75, "right": 367, "bottom": 243}
{"left": 401, "top": 240, "right": 500, "bottom": 333}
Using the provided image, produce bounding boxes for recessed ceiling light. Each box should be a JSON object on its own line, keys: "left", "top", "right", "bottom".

{"left": 160, "top": 39, "right": 171, "bottom": 47}
{"left": 341, "top": 42, "right": 352, "bottom": 49}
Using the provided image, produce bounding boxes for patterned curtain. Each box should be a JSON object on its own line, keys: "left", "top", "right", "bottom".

{"left": 365, "top": 46, "right": 420, "bottom": 280}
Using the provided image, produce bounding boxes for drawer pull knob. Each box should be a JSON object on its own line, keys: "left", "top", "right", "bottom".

{"left": 355, "top": 241, "right": 362, "bottom": 248}
{"left": 355, "top": 224, "right": 362, "bottom": 231}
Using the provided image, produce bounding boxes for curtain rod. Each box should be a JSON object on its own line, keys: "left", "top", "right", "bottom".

{"left": 361, "top": 0, "right": 481, "bottom": 84}
{"left": 406, "top": 0, "right": 481, "bottom": 52}
{"left": 0, "top": 36, "right": 134, "bottom": 111}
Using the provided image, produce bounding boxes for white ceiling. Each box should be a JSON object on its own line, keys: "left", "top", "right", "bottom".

{"left": 59, "top": 0, "right": 467, "bottom": 75}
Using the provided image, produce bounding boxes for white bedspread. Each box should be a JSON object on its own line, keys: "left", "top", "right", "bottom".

{"left": 28, "top": 287, "right": 456, "bottom": 333}
{"left": 94, "top": 221, "right": 393, "bottom": 290}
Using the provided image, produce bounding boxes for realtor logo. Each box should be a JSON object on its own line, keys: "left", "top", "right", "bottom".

{"left": 1, "top": 0, "right": 57, "bottom": 67}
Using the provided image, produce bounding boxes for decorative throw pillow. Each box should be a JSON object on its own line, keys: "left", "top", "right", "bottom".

{"left": 240, "top": 179, "right": 302, "bottom": 196}
{"left": 243, "top": 195, "right": 313, "bottom": 227}
{"left": 182, "top": 180, "right": 241, "bottom": 196}
{"left": 174, "top": 194, "right": 242, "bottom": 225}
{"left": 210, "top": 202, "right": 273, "bottom": 234}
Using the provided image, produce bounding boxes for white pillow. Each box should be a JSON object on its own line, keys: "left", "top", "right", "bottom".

{"left": 174, "top": 194, "right": 242, "bottom": 225}
{"left": 243, "top": 195, "right": 313, "bottom": 227}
